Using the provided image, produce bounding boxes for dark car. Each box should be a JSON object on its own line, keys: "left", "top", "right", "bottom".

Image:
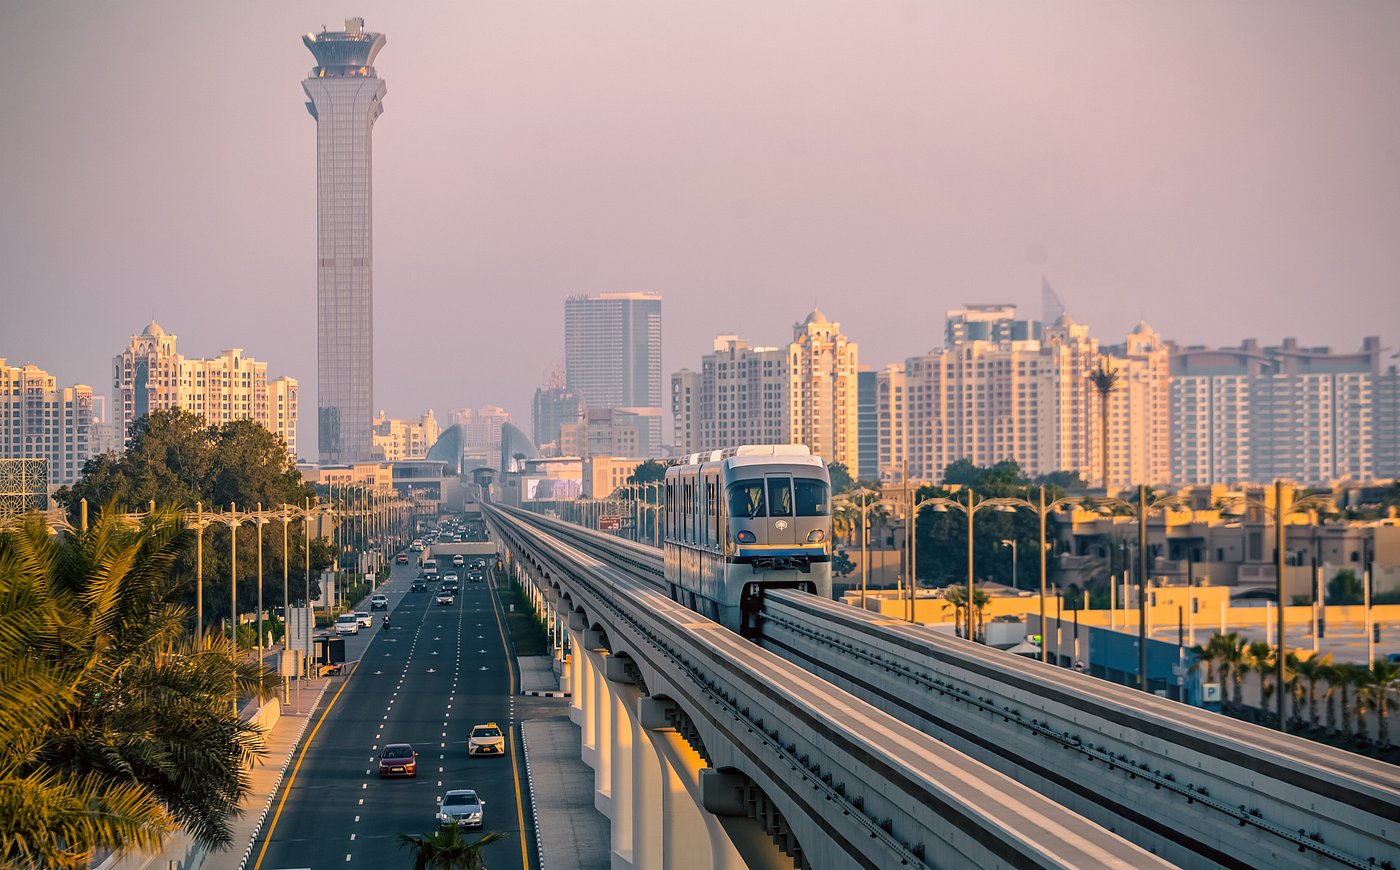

{"left": 411, "top": 580, "right": 427, "bottom": 592}
{"left": 378, "top": 743, "right": 418, "bottom": 778}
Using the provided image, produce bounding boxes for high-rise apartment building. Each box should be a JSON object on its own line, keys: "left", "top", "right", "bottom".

{"left": 372, "top": 409, "right": 439, "bottom": 461}
{"left": 564, "top": 292, "right": 662, "bottom": 455}
{"left": 1376, "top": 366, "right": 1400, "bottom": 481}
{"left": 112, "top": 322, "right": 298, "bottom": 456}
{"left": 303, "top": 18, "right": 387, "bottom": 465}
{"left": 670, "top": 336, "right": 789, "bottom": 455}
{"left": 1100, "top": 323, "right": 1171, "bottom": 489}
{"left": 1170, "top": 337, "right": 1388, "bottom": 485}
{"left": 670, "top": 369, "right": 701, "bottom": 455}
{"left": 560, "top": 408, "right": 643, "bottom": 458}
{"left": 884, "top": 308, "right": 1164, "bottom": 489}
{"left": 452, "top": 407, "right": 511, "bottom": 455}
{"left": 0, "top": 360, "right": 94, "bottom": 485}
{"left": 857, "top": 369, "right": 879, "bottom": 481}
{"left": 532, "top": 382, "right": 582, "bottom": 456}
{"left": 789, "top": 309, "right": 859, "bottom": 473}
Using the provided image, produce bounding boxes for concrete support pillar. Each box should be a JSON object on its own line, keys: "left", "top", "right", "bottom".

{"left": 630, "top": 702, "right": 664, "bottom": 869}
{"left": 610, "top": 688, "right": 635, "bottom": 866}
{"left": 591, "top": 650, "right": 613, "bottom": 813}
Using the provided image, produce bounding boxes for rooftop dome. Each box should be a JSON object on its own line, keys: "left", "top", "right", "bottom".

{"left": 802, "top": 308, "right": 829, "bottom": 326}
{"left": 141, "top": 320, "right": 166, "bottom": 337}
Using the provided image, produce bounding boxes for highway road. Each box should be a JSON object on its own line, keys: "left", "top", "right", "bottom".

{"left": 250, "top": 561, "right": 535, "bottom": 869}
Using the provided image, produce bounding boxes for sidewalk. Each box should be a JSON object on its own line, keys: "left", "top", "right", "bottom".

{"left": 522, "top": 717, "right": 609, "bottom": 870}
{"left": 519, "top": 653, "right": 568, "bottom": 696}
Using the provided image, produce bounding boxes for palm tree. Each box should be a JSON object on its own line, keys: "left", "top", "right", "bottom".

{"left": 1320, "top": 660, "right": 1341, "bottom": 734}
{"left": 399, "top": 827, "right": 508, "bottom": 870}
{"left": 943, "top": 585, "right": 991, "bottom": 641}
{"left": 0, "top": 508, "right": 278, "bottom": 869}
{"left": 831, "top": 503, "right": 855, "bottom": 548}
{"left": 1362, "top": 659, "right": 1400, "bottom": 749}
{"left": 1337, "top": 663, "right": 1361, "bottom": 741}
{"left": 1188, "top": 639, "right": 1217, "bottom": 684}
{"left": 1247, "top": 641, "right": 1275, "bottom": 721}
{"left": 1283, "top": 651, "right": 1305, "bottom": 729}
{"left": 1295, "top": 653, "right": 1332, "bottom": 731}
{"left": 1088, "top": 362, "right": 1121, "bottom": 490}
{"left": 1212, "top": 633, "right": 1248, "bottom": 713}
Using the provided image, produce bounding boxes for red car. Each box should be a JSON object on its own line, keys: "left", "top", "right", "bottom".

{"left": 378, "top": 743, "right": 418, "bottom": 778}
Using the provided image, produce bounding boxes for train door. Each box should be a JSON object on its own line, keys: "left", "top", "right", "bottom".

{"left": 764, "top": 475, "right": 796, "bottom": 546}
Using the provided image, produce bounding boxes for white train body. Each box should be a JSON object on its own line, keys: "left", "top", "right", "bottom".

{"left": 663, "top": 445, "right": 833, "bottom": 635}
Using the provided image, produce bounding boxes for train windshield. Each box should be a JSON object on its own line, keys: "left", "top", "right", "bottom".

{"left": 794, "top": 479, "right": 830, "bottom": 517}
{"left": 729, "top": 480, "right": 766, "bottom": 518}
{"left": 767, "top": 478, "right": 793, "bottom": 517}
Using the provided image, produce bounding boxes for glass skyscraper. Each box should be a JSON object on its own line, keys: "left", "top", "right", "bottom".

{"left": 564, "top": 293, "right": 663, "bottom": 456}
{"left": 303, "top": 18, "right": 386, "bottom": 464}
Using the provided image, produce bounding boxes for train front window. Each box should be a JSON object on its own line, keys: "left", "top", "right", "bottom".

{"left": 729, "top": 480, "right": 766, "bottom": 518}
{"left": 767, "top": 478, "right": 793, "bottom": 517}
{"left": 795, "top": 479, "right": 830, "bottom": 517}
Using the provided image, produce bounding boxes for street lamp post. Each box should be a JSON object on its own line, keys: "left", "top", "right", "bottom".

{"left": 999, "top": 538, "right": 1018, "bottom": 591}
{"left": 923, "top": 489, "right": 1009, "bottom": 642}
{"left": 839, "top": 489, "right": 884, "bottom": 610}
{"left": 1221, "top": 481, "right": 1331, "bottom": 731}
{"left": 1096, "top": 485, "right": 1186, "bottom": 693}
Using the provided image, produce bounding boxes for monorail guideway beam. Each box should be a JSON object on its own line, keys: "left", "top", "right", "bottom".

{"left": 487, "top": 504, "right": 1172, "bottom": 870}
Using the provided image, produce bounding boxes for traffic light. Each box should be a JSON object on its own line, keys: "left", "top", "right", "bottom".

{"left": 1374, "top": 624, "right": 1382, "bottom": 643}
{"left": 1192, "top": 598, "right": 1198, "bottom": 614}
{"left": 1317, "top": 618, "right": 1326, "bottom": 639}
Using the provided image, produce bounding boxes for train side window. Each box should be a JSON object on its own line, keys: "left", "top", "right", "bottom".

{"left": 729, "top": 479, "right": 766, "bottom": 518}
{"left": 795, "top": 479, "right": 830, "bottom": 517}
{"left": 767, "top": 478, "right": 793, "bottom": 517}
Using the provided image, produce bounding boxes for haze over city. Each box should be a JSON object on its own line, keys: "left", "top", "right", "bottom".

{"left": 3, "top": 1, "right": 1399, "bottom": 454}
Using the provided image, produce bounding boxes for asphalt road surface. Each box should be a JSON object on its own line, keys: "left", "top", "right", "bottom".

{"left": 250, "top": 561, "right": 534, "bottom": 869}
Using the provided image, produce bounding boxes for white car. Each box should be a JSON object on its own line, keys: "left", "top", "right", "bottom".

{"left": 356, "top": 611, "right": 373, "bottom": 628}
{"left": 443, "top": 572, "right": 459, "bottom": 583}
{"left": 335, "top": 613, "right": 360, "bottom": 635}
{"left": 370, "top": 593, "right": 388, "bottom": 611}
{"left": 468, "top": 723, "right": 505, "bottom": 757}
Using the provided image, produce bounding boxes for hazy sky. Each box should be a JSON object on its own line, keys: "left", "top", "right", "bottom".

{"left": 3, "top": 1, "right": 1398, "bottom": 453}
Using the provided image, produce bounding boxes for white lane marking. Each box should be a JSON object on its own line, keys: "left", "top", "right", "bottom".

{"left": 346, "top": 854, "right": 352, "bottom": 862}
{"left": 354, "top": 815, "right": 360, "bottom": 822}
{"left": 350, "top": 833, "right": 356, "bottom": 841}
{"left": 358, "top": 798, "right": 364, "bottom": 805}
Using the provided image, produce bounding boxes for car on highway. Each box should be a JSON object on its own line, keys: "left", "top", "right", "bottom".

{"left": 435, "top": 591, "right": 455, "bottom": 606}
{"left": 452, "top": 554, "right": 465, "bottom": 567}
{"left": 370, "top": 593, "right": 389, "bottom": 611}
{"left": 443, "top": 572, "right": 459, "bottom": 583}
{"left": 411, "top": 580, "right": 427, "bottom": 592}
{"left": 467, "top": 570, "right": 483, "bottom": 583}
{"left": 441, "top": 581, "right": 459, "bottom": 595}
{"left": 377, "top": 743, "right": 418, "bottom": 778}
{"left": 334, "top": 613, "right": 360, "bottom": 635}
{"left": 355, "top": 611, "right": 373, "bottom": 628}
{"left": 468, "top": 723, "right": 505, "bottom": 757}
{"left": 396, "top": 553, "right": 409, "bottom": 563}
{"left": 437, "top": 789, "right": 485, "bottom": 829}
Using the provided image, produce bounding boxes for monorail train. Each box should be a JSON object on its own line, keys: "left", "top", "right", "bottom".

{"left": 663, "top": 445, "right": 833, "bottom": 636}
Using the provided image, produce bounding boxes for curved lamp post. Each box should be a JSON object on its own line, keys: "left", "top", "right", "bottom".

{"left": 989, "top": 487, "right": 1081, "bottom": 664}
{"left": 1218, "top": 481, "right": 1332, "bottom": 731}
{"left": 1097, "top": 485, "right": 1188, "bottom": 693}
{"left": 921, "top": 489, "right": 1016, "bottom": 643}
{"left": 836, "top": 488, "right": 886, "bottom": 611}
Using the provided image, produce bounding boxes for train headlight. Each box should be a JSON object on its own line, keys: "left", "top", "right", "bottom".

{"left": 736, "top": 530, "right": 756, "bottom": 544}
{"left": 806, "top": 530, "right": 825, "bottom": 543}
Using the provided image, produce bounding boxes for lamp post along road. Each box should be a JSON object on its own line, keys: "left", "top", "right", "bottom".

{"left": 1220, "top": 481, "right": 1331, "bottom": 731}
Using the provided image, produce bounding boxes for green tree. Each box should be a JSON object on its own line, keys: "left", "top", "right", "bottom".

{"left": 398, "top": 827, "right": 508, "bottom": 870}
{"left": 944, "top": 584, "right": 991, "bottom": 641}
{"left": 1034, "top": 470, "right": 1087, "bottom": 490}
{"left": 0, "top": 510, "right": 277, "bottom": 868}
{"left": 1327, "top": 569, "right": 1364, "bottom": 605}
{"left": 55, "top": 410, "right": 331, "bottom": 627}
{"left": 827, "top": 462, "right": 855, "bottom": 494}
{"left": 626, "top": 460, "right": 667, "bottom": 484}
{"left": 831, "top": 548, "right": 856, "bottom": 578}
{"left": 1211, "top": 633, "right": 1249, "bottom": 712}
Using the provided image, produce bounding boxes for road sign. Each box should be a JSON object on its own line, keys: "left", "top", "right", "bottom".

{"left": 1072, "top": 659, "right": 1086, "bottom": 672}
{"left": 598, "top": 516, "right": 621, "bottom": 531}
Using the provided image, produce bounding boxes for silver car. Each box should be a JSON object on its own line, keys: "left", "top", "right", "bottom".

{"left": 437, "top": 789, "right": 484, "bottom": 829}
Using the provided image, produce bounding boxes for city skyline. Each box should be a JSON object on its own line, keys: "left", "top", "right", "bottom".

{"left": 2, "top": 2, "right": 1399, "bottom": 450}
